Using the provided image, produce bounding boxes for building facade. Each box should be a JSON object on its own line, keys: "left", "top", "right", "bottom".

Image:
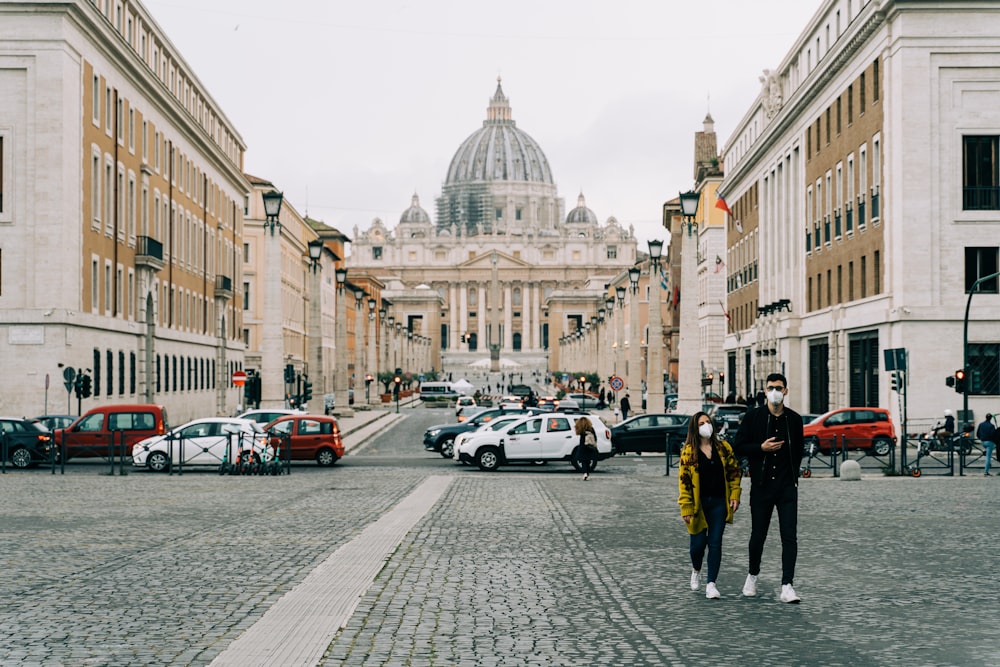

{"left": 1, "top": 0, "right": 250, "bottom": 421}
{"left": 348, "top": 80, "right": 640, "bottom": 378}
{"left": 718, "top": 0, "right": 1000, "bottom": 423}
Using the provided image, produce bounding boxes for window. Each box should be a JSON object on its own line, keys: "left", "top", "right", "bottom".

{"left": 873, "top": 58, "right": 880, "bottom": 101}
{"left": 872, "top": 136, "right": 881, "bottom": 220}
{"left": 965, "top": 247, "right": 999, "bottom": 294}
{"left": 118, "top": 350, "right": 125, "bottom": 395}
{"left": 92, "top": 75, "right": 100, "bottom": 125}
{"left": 94, "top": 349, "right": 101, "bottom": 397}
{"left": 91, "top": 259, "right": 99, "bottom": 310}
{"left": 860, "top": 72, "right": 866, "bottom": 114}
{"left": 968, "top": 343, "right": 1000, "bottom": 395}
{"left": 847, "top": 85, "right": 853, "bottom": 124}
{"left": 372, "top": 246, "right": 382, "bottom": 260}
{"left": 141, "top": 120, "right": 147, "bottom": 162}
{"left": 607, "top": 246, "right": 617, "bottom": 260}
{"left": 515, "top": 207, "right": 522, "bottom": 221}
{"left": 128, "top": 107, "right": 135, "bottom": 152}
{"left": 243, "top": 282, "right": 250, "bottom": 310}
{"left": 106, "top": 349, "right": 114, "bottom": 396}
{"left": 963, "top": 136, "right": 999, "bottom": 210}
{"left": 105, "top": 86, "right": 112, "bottom": 133}
{"left": 874, "top": 251, "right": 881, "bottom": 294}
{"left": 104, "top": 263, "right": 111, "bottom": 313}
{"left": 495, "top": 207, "right": 502, "bottom": 220}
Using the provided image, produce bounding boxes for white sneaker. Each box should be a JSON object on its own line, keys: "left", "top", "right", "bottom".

{"left": 780, "top": 583, "right": 801, "bottom": 603}
{"left": 705, "top": 582, "right": 721, "bottom": 599}
{"left": 690, "top": 569, "right": 700, "bottom": 591}
{"left": 742, "top": 574, "right": 758, "bottom": 597}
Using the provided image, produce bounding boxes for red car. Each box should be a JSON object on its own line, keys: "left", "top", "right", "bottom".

{"left": 803, "top": 407, "right": 896, "bottom": 455}
{"left": 266, "top": 415, "right": 344, "bottom": 466}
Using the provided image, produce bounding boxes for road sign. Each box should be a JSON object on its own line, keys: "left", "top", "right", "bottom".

{"left": 232, "top": 370, "right": 248, "bottom": 387}
{"left": 609, "top": 376, "right": 624, "bottom": 392}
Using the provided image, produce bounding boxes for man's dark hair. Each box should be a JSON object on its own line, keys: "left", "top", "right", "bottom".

{"left": 766, "top": 372, "right": 788, "bottom": 388}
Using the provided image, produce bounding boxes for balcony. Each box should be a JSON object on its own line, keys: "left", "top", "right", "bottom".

{"left": 215, "top": 274, "right": 233, "bottom": 300}
{"left": 135, "top": 236, "right": 165, "bottom": 271}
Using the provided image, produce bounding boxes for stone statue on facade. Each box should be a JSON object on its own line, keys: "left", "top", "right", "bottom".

{"left": 759, "top": 69, "right": 783, "bottom": 119}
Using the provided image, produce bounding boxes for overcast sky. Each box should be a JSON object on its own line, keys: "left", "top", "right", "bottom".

{"left": 142, "top": 0, "right": 821, "bottom": 250}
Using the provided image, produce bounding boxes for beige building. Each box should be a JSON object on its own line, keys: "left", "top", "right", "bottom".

{"left": 1, "top": 0, "right": 250, "bottom": 421}
{"left": 348, "top": 80, "right": 640, "bottom": 381}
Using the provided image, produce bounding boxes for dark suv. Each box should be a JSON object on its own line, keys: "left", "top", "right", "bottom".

{"left": 1, "top": 417, "right": 54, "bottom": 468}
{"left": 423, "top": 407, "right": 538, "bottom": 459}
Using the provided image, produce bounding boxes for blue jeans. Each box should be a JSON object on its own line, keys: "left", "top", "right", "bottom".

{"left": 690, "top": 495, "right": 728, "bottom": 584}
{"left": 984, "top": 440, "right": 995, "bottom": 473}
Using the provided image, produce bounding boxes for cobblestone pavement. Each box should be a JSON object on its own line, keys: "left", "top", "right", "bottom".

{"left": 2, "top": 436, "right": 999, "bottom": 665}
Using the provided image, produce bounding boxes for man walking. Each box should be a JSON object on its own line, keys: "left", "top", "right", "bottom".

{"left": 733, "top": 372, "right": 805, "bottom": 603}
{"left": 620, "top": 393, "right": 631, "bottom": 421}
{"left": 977, "top": 413, "right": 996, "bottom": 476}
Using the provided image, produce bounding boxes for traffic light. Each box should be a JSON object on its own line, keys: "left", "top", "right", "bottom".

{"left": 954, "top": 368, "right": 968, "bottom": 394}
{"left": 284, "top": 364, "right": 295, "bottom": 384}
{"left": 81, "top": 374, "right": 92, "bottom": 398}
{"left": 393, "top": 375, "right": 402, "bottom": 395}
{"left": 302, "top": 380, "right": 313, "bottom": 402}
{"left": 460, "top": 333, "right": 466, "bottom": 343}
{"left": 890, "top": 371, "right": 900, "bottom": 392}
{"left": 74, "top": 373, "right": 92, "bottom": 399}
{"left": 946, "top": 375, "right": 956, "bottom": 388}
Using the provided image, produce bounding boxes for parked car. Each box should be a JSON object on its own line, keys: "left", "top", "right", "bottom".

{"left": 610, "top": 413, "right": 691, "bottom": 455}
{"left": 708, "top": 404, "right": 748, "bottom": 436}
{"left": 553, "top": 398, "right": 583, "bottom": 413}
{"left": 510, "top": 384, "right": 533, "bottom": 398}
{"left": 0, "top": 417, "right": 54, "bottom": 468}
{"left": 31, "top": 414, "right": 78, "bottom": 431}
{"left": 423, "top": 407, "right": 538, "bottom": 458}
{"left": 455, "top": 396, "right": 478, "bottom": 422}
{"left": 54, "top": 404, "right": 169, "bottom": 461}
{"left": 498, "top": 396, "right": 524, "bottom": 409}
{"left": 458, "top": 413, "right": 613, "bottom": 472}
{"left": 238, "top": 408, "right": 304, "bottom": 424}
{"left": 536, "top": 396, "right": 559, "bottom": 411}
{"left": 132, "top": 418, "right": 269, "bottom": 472}
{"left": 803, "top": 407, "right": 896, "bottom": 455}
{"left": 565, "top": 393, "right": 601, "bottom": 409}
{"left": 266, "top": 414, "right": 343, "bottom": 466}
{"left": 452, "top": 414, "right": 527, "bottom": 463}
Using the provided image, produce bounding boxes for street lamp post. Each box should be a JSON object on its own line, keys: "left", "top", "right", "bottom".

{"left": 260, "top": 190, "right": 285, "bottom": 408}
{"left": 615, "top": 286, "right": 626, "bottom": 387}
{"left": 677, "top": 190, "right": 702, "bottom": 415}
{"left": 306, "top": 237, "right": 324, "bottom": 413}
{"left": 353, "top": 290, "right": 365, "bottom": 408}
{"left": 334, "top": 267, "right": 353, "bottom": 417}
{"left": 367, "top": 298, "right": 377, "bottom": 404}
{"left": 647, "top": 238, "right": 665, "bottom": 415}
{"left": 627, "top": 266, "right": 642, "bottom": 403}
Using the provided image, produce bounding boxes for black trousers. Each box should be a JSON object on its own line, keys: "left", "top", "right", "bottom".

{"left": 748, "top": 482, "right": 798, "bottom": 585}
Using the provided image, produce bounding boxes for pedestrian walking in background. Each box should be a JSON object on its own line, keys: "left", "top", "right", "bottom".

{"left": 620, "top": 393, "right": 632, "bottom": 421}
{"left": 977, "top": 413, "right": 996, "bottom": 476}
{"left": 575, "top": 417, "right": 598, "bottom": 481}
{"left": 678, "top": 412, "right": 742, "bottom": 599}
{"left": 734, "top": 372, "right": 805, "bottom": 603}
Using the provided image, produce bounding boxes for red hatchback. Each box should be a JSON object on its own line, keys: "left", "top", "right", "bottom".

{"left": 266, "top": 415, "right": 344, "bottom": 466}
{"left": 803, "top": 407, "right": 896, "bottom": 455}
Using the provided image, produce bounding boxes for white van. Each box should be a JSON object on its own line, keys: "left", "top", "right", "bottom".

{"left": 419, "top": 381, "right": 460, "bottom": 404}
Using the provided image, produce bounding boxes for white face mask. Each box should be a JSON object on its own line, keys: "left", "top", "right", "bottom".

{"left": 767, "top": 389, "right": 785, "bottom": 406}
{"left": 698, "top": 423, "right": 714, "bottom": 439}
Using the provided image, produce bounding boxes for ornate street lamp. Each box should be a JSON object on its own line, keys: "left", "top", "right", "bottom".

{"left": 335, "top": 267, "right": 347, "bottom": 291}
{"left": 616, "top": 285, "right": 626, "bottom": 306}
{"left": 307, "top": 238, "right": 323, "bottom": 272}
{"left": 679, "top": 190, "right": 700, "bottom": 236}
{"left": 648, "top": 239, "right": 663, "bottom": 269}
{"left": 368, "top": 297, "right": 377, "bottom": 321}
{"left": 628, "top": 266, "right": 641, "bottom": 294}
{"left": 262, "top": 190, "right": 283, "bottom": 236}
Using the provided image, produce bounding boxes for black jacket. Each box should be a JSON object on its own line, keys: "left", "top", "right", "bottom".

{"left": 734, "top": 405, "right": 805, "bottom": 487}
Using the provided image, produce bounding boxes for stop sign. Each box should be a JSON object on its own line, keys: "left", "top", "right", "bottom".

{"left": 232, "top": 370, "right": 248, "bottom": 387}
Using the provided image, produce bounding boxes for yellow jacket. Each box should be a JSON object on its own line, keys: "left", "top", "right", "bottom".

{"left": 677, "top": 439, "right": 743, "bottom": 535}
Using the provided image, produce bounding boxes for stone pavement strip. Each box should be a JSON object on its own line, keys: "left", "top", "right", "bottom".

{"left": 211, "top": 476, "right": 452, "bottom": 666}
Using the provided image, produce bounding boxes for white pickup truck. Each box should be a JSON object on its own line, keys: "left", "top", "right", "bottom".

{"left": 457, "top": 413, "right": 612, "bottom": 472}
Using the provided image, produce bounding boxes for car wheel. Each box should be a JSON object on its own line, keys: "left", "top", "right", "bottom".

{"left": 440, "top": 437, "right": 455, "bottom": 458}
{"left": 147, "top": 450, "right": 170, "bottom": 473}
{"left": 10, "top": 446, "right": 32, "bottom": 469}
{"left": 476, "top": 446, "right": 500, "bottom": 471}
{"left": 316, "top": 447, "right": 338, "bottom": 466}
{"left": 872, "top": 437, "right": 892, "bottom": 457}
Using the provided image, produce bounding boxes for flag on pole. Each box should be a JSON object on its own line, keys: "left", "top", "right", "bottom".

{"left": 714, "top": 255, "right": 725, "bottom": 274}
{"left": 715, "top": 194, "right": 732, "bottom": 216}
{"left": 660, "top": 268, "right": 669, "bottom": 290}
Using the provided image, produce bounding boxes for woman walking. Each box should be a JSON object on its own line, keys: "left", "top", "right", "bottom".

{"left": 575, "top": 417, "right": 598, "bottom": 481}
{"left": 678, "top": 412, "right": 742, "bottom": 599}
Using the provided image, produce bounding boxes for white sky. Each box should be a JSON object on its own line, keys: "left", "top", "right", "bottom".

{"left": 142, "top": 0, "right": 821, "bottom": 250}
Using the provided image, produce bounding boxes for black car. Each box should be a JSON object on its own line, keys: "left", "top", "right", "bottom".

{"left": 610, "top": 413, "right": 691, "bottom": 455}
{"left": 423, "top": 407, "right": 538, "bottom": 458}
{"left": 707, "top": 404, "right": 748, "bottom": 436}
{"left": 1, "top": 417, "right": 54, "bottom": 468}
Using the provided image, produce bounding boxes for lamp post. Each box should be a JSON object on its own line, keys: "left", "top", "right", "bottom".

{"left": 677, "top": 190, "right": 701, "bottom": 415}
{"left": 334, "top": 267, "right": 352, "bottom": 417}
{"left": 628, "top": 266, "right": 642, "bottom": 403}
{"left": 260, "top": 190, "right": 284, "bottom": 408}
{"left": 353, "top": 290, "right": 365, "bottom": 407}
{"left": 615, "top": 286, "right": 626, "bottom": 384}
{"left": 647, "top": 238, "right": 665, "bottom": 414}
{"left": 367, "top": 298, "right": 377, "bottom": 404}
{"left": 597, "top": 307, "right": 606, "bottom": 382}
{"left": 306, "top": 237, "right": 324, "bottom": 413}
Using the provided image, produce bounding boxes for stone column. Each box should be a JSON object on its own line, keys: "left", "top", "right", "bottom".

{"left": 503, "top": 283, "right": 513, "bottom": 351}
{"left": 261, "top": 230, "right": 284, "bottom": 408}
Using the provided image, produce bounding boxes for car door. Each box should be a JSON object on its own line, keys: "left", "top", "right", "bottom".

{"left": 63, "top": 412, "right": 108, "bottom": 457}
{"left": 539, "top": 415, "right": 575, "bottom": 457}
{"left": 173, "top": 421, "right": 217, "bottom": 464}
{"left": 503, "top": 417, "right": 543, "bottom": 460}
{"left": 850, "top": 410, "right": 877, "bottom": 450}
{"left": 294, "top": 418, "right": 325, "bottom": 460}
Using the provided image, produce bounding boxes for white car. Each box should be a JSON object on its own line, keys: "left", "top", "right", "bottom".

{"left": 132, "top": 418, "right": 271, "bottom": 472}
{"left": 498, "top": 396, "right": 524, "bottom": 409}
{"left": 456, "top": 413, "right": 612, "bottom": 472}
{"left": 455, "top": 396, "right": 478, "bottom": 422}
{"left": 453, "top": 414, "right": 527, "bottom": 462}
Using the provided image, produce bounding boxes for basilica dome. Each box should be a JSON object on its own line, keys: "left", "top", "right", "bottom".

{"left": 566, "top": 193, "right": 598, "bottom": 224}
{"left": 445, "top": 79, "right": 554, "bottom": 186}
{"left": 399, "top": 193, "right": 431, "bottom": 224}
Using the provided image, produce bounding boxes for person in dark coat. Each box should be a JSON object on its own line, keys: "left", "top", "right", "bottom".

{"left": 620, "top": 393, "right": 632, "bottom": 421}
{"left": 733, "top": 372, "right": 805, "bottom": 604}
